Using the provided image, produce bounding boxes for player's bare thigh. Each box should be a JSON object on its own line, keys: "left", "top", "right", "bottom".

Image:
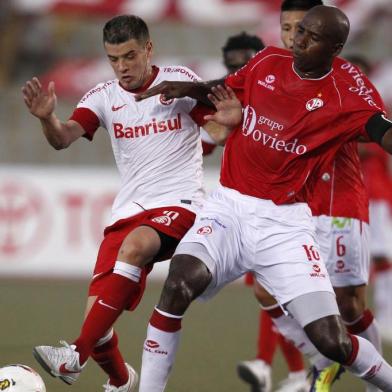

{"left": 117, "top": 225, "right": 161, "bottom": 267}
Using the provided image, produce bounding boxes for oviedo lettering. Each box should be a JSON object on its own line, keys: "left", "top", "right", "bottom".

{"left": 113, "top": 113, "right": 182, "bottom": 139}
{"left": 340, "top": 62, "right": 381, "bottom": 109}
{"left": 242, "top": 106, "right": 307, "bottom": 155}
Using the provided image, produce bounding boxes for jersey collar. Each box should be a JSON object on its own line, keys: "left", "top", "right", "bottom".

{"left": 291, "top": 62, "right": 333, "bottom": 81}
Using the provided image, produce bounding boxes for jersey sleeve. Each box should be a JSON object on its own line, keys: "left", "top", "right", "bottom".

{"left": 338, "top": 78, "right": 387, "bottom": 141}
{"left": 70, "top": 82, "right": 108, "bottom": 140}
{"left": 224, "top": 46, "right": 274, "bottom": 104}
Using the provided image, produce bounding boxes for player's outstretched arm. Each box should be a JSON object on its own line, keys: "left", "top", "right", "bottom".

{"left": 22, "top": 77, "right": 85, "bottom": 150}
{"left": 135, "top": 78, "right": 225, "bottom": 106}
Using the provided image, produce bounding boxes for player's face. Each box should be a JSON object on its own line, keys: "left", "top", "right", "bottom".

{"left": 105, "top": 38, "right": 153, "bottom": 90}
{"left": 280, "top": 10, "right": 307, "bottom": 50}
{"left": 224, "top": 48, "right": 258, "bottom": 74}
{"left": 292, "top": 15, "right": 336, "bottom": 74}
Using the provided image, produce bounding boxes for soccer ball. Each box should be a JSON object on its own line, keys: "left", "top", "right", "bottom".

{"left": 0, "top": 364, "right": 46, "bottom": 392}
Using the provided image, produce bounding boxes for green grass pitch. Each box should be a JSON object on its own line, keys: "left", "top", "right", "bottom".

{"left": 2, "top": 279, "right": 391, "bottom": 391}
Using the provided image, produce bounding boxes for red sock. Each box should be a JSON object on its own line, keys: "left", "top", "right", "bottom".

{"left": 74, "top": 273, "right": 141, "bottom": 364}
{"left": 256, "top": 310, "right": 278, "bottom": 365}
{"left": 91, "top": 331, "right": 129, "bottom": 387}
{"left": 278, "top": 334, "right": 305, "bottom": 372}
{"left": 345, "top": 309, "right": 374, "bottom": 335}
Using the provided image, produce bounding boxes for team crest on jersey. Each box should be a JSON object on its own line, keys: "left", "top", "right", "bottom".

{"left": 197, "top": 226, "right": 212, "bottom": 235}
{"left": 306, "top": 98, "right": 324, "bottom": 111}
{"left": 159, "top": 94, "right": 174, "bottom": 106}
{"left": 151, "top": 210, "right": 179, "bottom": 226}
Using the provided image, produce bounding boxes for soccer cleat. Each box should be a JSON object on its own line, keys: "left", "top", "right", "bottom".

{"left": 33, "top": 340, "right": 85, "bottom": 385}
{"left": 237, "top": 359, "right": 272, "bottom": 392}
{"left": 103, "top": 363, "right": 139, "bottom": 392}
{"left": 309, "top": 363, "right": 345, "bottom": 392}
{"left": 274, "top": 371, "right": 310, "bottom": 392}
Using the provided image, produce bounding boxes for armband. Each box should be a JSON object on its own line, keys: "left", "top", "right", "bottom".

{"left": 366, "top": 113, "right": 392, "bottom": 145}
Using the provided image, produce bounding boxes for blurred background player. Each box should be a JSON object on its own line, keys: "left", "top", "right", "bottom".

{"left": 21, "top": 14, "right": 216, "bottom": 392}
{"left": 200, "top": 31, "right": 308, "bottom": 392}
{"left": 238, "top": 1, "right": 386, "bottom": 392}
{"left": 350, "top": 53, "right": 392, "bottom": 342}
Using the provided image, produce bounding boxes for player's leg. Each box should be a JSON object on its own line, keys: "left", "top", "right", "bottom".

{"left": 237, "top": 283, "right": 277, "bottom": 392}
{"left": 33, "top": 207, "right": 191, "bottom": 388}
{"left": 288, "top": 293, "right": 392, "bottom": 391}
{"left": 139, "top": 188, "right": 245, "bottom": 392}
{"left": 369, "top": 200, "right": 392, "bottom": 341}
{"left": 254, "top": 206, "right": 392, "bottom": 391}
{"left": 336, "top": 285, "right": 381, "bottom": 352}
{"left": 139, "top": 252, "right": 213, "bottom": 392}
{"left": 73, "top": 225, "right": 162, "bottom": 366}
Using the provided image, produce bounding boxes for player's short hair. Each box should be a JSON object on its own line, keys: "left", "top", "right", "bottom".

{"left": 222, "top": 32, "right": 265, "bottom": 55}
{"left": 103, "top": 15, "right": 150, "bottom": 45}
{"left": 281, "top": 0, "right": 323, "bottom": 12}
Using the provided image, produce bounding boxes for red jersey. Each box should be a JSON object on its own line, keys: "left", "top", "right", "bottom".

{"left": 223, "top": 46, "right": 385, "bottom": 205}
{"left": 361, "top": 143, "right": 392, "bottom": 202}
{"left": 308, "top": 141, "right": 369, "bottom": 222}
{"left": 307, "top": 57, "right": 385, "bottom": 222}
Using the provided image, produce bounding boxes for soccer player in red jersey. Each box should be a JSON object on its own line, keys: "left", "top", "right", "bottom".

{"left": 239, "top": 1, "right": 386, "bottom": 391}
{"left": 361, "top": 141, "right": 392, "bottom": 342}
{"left": 201, "top": 31, "right": 306, "bottom": 392}
{"left": 135, "top": 5, "right": 392, "bottom": 392}
{"left": 21, "top": 15, "right": 217, "bottom": 392}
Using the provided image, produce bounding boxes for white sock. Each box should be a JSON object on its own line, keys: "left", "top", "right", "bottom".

{"left": 272, "top": 314, "right": 333, "bottom": 370}
{"left": 346, "top": 335, "right": 392, "bottom": 391}
{"left": 139, "top": 315, "right": 182, "bottom": 392}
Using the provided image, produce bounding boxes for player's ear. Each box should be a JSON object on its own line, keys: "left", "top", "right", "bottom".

{"left": 145, "top": 40, "right": 153, "bottom": 57}
{"left": 332, "top": 42, "right": 343, "bottom": 57}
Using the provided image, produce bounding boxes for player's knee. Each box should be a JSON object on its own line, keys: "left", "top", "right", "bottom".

{"left": 335, "top": 287, "right": 365, "bottom": 322}
{"left": 118, "top": 240, "right": 145, "bottom": 266}
{"left": 307, "top": 318, "right": 351, "bottom": 363}
{"left": 159, "top": 254, "right": 211, "bottom": 313}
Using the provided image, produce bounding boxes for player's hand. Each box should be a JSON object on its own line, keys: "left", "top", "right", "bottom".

{"left": 22, "top": 77, "right": 57, "bottom": 120}
{"left": 135, "top": 81, "right": 191, "bottom": 101}
{"left": 204, "top": 85, "right": 242, "bottom": 128}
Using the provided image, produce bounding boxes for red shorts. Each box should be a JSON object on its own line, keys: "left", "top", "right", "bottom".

{"left": 244, "top": 272, "right": 254, "bottom": 286}
{"left": 88, "top": 206, "right": 196, "bottom": 310}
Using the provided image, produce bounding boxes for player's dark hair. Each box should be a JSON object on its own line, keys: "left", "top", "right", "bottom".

{"left": 281, "top": 0, "right": 323, "bottom": 11}
{"left": 222, "top": 32, "right": 265, "bottom": 55}
{"left": 103, "top": 15, "right": 150, "bottom": 45}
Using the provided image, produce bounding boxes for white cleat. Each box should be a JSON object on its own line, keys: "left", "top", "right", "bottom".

{"left": 103, "top": 363, "right": 139, "bottom": 392}
{"left": 237, "top": 359, "right": 272, "bottom": 392}
{"left": 274, "top": 371, "right": 310, "bottom": 392}
{"left": 33, "top": 340, "right": 84, "bottom": 385}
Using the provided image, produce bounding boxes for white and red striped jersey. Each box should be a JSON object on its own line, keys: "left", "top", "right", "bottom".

{"left": 70, "top": 65, "right": 205, "bottom": 224}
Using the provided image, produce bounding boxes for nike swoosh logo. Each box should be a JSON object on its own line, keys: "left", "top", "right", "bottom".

{"left": 112, "top": 104, "right": 127, "bottom": 112}
{"left": 98, "top": 299, "right": 118, "bottom": 311}
{"left": 59, "top": 363, "right": 80, "bottom": 374}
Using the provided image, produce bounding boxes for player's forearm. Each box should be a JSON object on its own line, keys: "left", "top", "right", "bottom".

{"left": 40, "top": 114, "right": 75, "bottom": 150}
{"left": 186, "top": 79, "right": 225, "bottom": 106}
{"left": 381, "top": 127, "right": 392, "bottom": 154}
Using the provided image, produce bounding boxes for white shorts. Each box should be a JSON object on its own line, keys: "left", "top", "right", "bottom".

{"left": 314, "top": 216, "right": 370, "bottom": 287}
{"left": 369, "top": 200, "right": 392, "bottom": 258}
{"left": 174, "top": 185, "right": 334, "bottom": 305}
